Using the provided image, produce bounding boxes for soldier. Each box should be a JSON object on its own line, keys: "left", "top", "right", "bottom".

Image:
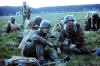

{"left": 19, "top": 16, "right": 43, "bottom": 48}
{"left": 52, "top": 18, "right": 64, "bottom": 35}
{"left": 56, "top": 15, "right": 90, "bottom": 55}
{"left": 23, "top": 16, "right": 42, "bottom": 35}
{"left": 26, "top": 16, "right": 42, "bottom": 30}
{"left": 6, "top": 16, "right": 20, "bottom": 33}
{"left": 84, "top": 11, "right": 100, "bottom": 31}
{"left": 26, "top": 20, "right": 35, "bottom": 29}
{"left": 22, "top": 2, "right": 31, "bottom": 25}
{"left": 33, "top": 16, "right": 42, "bottom": 30}
{"left": 21, "top": 20, "right": 58, "bottom": 65}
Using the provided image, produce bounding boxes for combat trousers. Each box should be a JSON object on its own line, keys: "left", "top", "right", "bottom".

{"left": 22, "top": 43, "right": 58, "bottom": 61}
{"left": 23, "top": 15, "right": 30, "bottom": 24}
{"left": 61, "top": 45, "right": 91, "bottom": 55}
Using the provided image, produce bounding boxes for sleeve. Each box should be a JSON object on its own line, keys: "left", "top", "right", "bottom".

{"left": 56, "top": 30, "right": 67, "bottom": 47}
{"left": 6, "top": 22, "right": 11, "bottom": 33}
{"left": 75, "top": 23, "right": 85, "bottom": 47}
{"left": 28, "top": 7, "right": 31, "bottom": 13}
{"left": 32, "top": 34, "right": 50, "bottom": 45}
{"left": 52, "top": 23, "right": 61, "bottom": 33}
{"left": 76, "top": 23, "right": 84, "bottom": 36}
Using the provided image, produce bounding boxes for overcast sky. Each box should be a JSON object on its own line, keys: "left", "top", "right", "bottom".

{"left": 0, "top": 0, "right": 100, "bottom": 8}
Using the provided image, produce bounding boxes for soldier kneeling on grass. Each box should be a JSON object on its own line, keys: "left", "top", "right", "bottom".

{"left": 6, "top": 16, "right": 20, "bottom": 33}
{"left": 56, "top": 15, "right": 91, "bottom": 55}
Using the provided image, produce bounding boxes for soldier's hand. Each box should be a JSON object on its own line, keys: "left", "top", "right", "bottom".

{"left": 70, "top": 44, "right": 76, "bottom": 48}
{"left": 48, "top": 42, "right": 53, "bottom": 48}
{"left": 57, "top": 48, "right": 61, "bottom": 54}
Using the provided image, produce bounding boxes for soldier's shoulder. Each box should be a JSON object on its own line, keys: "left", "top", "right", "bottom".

{"left": 74, "top": 22, "right": 80, "bottom": 26}
{"left": 61, "top": 29, "right": 66, "bottom": 33}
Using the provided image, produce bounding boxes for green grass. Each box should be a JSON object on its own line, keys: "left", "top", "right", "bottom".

{"left": 0, "top": 11, "right": 100, "bottom": 65}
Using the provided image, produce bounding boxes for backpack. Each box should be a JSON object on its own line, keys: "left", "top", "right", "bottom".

{"left": 5, "top": 56, "right": 40, "bottom": 66}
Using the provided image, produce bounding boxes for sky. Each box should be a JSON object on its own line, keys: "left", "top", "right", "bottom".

{"left": 0, "top": 0, "right": 100, "bottom": 8}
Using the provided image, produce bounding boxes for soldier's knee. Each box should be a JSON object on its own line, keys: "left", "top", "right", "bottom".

{"left": 71, "top": 48, "right": 82, "bottom": 54}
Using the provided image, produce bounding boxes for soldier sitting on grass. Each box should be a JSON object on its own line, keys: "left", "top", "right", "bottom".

{"left": 56, "top": 15, "right": 91, "bottom": 55}
{"left": 22, "top": 20, "right": 58, "bottom": 65}
{"left": 6, "top": 16, "right": 20, "bottom": 33}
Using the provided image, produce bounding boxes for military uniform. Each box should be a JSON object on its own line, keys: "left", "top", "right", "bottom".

{"left": 23, "top": 16, "right": 42, "bottom": 36}
{"left": 51, "top": 20, "right": 64, "bottom": 41}
{"left": 22, "top": 21, "right": 58, "bottom": 61}
{"left": 22, "top": 3, "right": 31, "bottom": 24}
{"left": 24, "top": 20, "right": 37, "bottom": 30}
{"left": 22, "top": 17, "right": 42, "bottom": 46}
{"left": 84, "top": 12, "right": 100, "bottom": 31}
{"left": 34, "top": 16, "right": 42, "bottom": 29}
{"left": 52, "top": 21, "right": 64, "bottom": 33}
{"left": 56, "top": 15, "right": 90, "bottom": 55}
{"left": 6, "top": 17, "right": 20, "bottom": 33}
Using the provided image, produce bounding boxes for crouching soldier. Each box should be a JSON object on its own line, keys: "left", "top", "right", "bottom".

{"left": 33, "top": 16, "right": 42, "bottom": 30}
{"left": 84, "top": 11, "right": 100, "bottom": 31}
{"left": 52, "top": 18, "right": 64, "bottom": 36}
{"left": 22, "top": 20, "right": 58, "bottom": 65}
{"left": 6, "top": 16, "right": 20, "bottom": 33}
{"left": 56, "top": 15, "right": 91, "bottom": 55}
{"left": 23, "top": 16, "right": 42, "bottom": 35}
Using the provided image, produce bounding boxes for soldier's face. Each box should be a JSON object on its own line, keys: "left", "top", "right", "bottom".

{"left": 11, "top": 19, "right": 15, "bottom": 23}
{"left": 42, "top": 28, "right": 49, "bottom": 34}
{"left": 37, "top": 21, "right": 41, "bottom": 25}
{"left": 66, "top": 20, "right": 74, "bottom": 27}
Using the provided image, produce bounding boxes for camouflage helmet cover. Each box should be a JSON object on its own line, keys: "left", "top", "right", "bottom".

{"left": 91, "top": 12, "right": 99, "bottom": 18}
{"left": 64, "top": 15, "right": 75, "bottom": 23}
{"left": 40, "top": 20, "right": 51, "bottom": 29}
{"left": 34, "top": 16, "right": 42, "bottom": 23}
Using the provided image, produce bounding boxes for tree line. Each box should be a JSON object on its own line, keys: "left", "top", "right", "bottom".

{"left": 0, "top": 4, "right": 100, "bottom": 16}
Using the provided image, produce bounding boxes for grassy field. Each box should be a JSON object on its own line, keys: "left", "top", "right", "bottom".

{"left": 0, "top": 11, "right": 100, "bottom": 66}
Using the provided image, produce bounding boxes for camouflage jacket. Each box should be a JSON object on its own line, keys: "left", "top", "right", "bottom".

{"left": 52, "top": 22, "right": 64, "bottom": 33}
{"left": 27, "top": 30, "right": 50, "bottom": 47}
{"left": 26, "top": 21, "right": 35, "bottom": 29}
{"left": 22, "top": 6, "right": 31, "bottom": 16}
{"left": 56, "top": 22, "right": 85, "bottom": 48}
{"left": 6, "top": 21, "right": 20, "bottom": 33}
